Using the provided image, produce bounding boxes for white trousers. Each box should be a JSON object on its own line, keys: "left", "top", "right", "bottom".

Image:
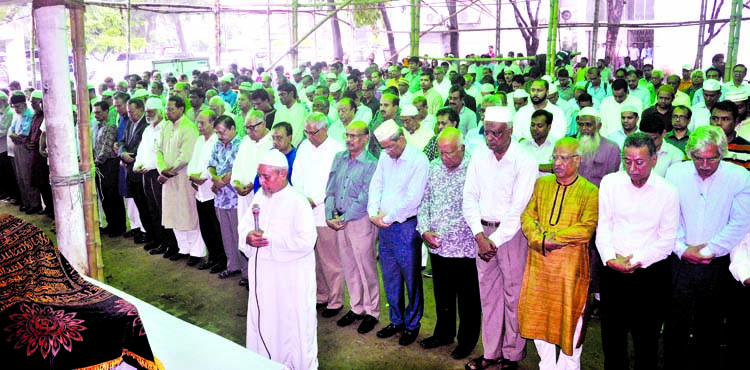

{"left": 174, "top": 228, "right": 207, "bottom": 257}
{"left": 126, "top": 197, "right": 144, "bottom": 231}
{"left": 534, "top": 315, "right": 584, "bottom": 370}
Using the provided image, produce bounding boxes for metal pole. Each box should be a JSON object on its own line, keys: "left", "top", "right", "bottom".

{"left": 591, "top": 0, "right": 600, "bottom": 66}
{"left": 215, "top": 0, "right": 221, "bottom": 68}
{"left": 292, "top": 0, "right": 299, "bottom": 68}
{"left": 495, "top": 0, "right": 501, "bottom": 56}
{"left": 32, "top": 0, "right": 94, "bottom": 276}
{"left": 546, "top": 0, "right": 558, "bottom": 76}
{"left": 269, "top": 0, "right": 356, "bottom": 68}
{"left": 31, "top": 13, "right": 37, "bottom": 89}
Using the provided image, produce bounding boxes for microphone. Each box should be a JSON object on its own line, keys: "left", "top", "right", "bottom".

{"left": 252, "top": 204, "right": 261, "bottom": 232}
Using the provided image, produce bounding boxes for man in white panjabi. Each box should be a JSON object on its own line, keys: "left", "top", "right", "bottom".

{"left": 231, "top": 110, "right": 273, "bottom": 220}
{"left": 241, "top": 149, "right": 318, "bottom": 370}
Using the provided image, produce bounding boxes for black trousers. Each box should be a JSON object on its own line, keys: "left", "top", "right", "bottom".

{"left": 96, "top": 158, "right": 126, "bottom": 233}
{"left": 196, "top": 198, "right": 225, "bottom": 264}
{"left": 142, "top": 169, "right": 165, "bottom": 245}
{"left": 600, "top": 259, "right": 669, "bottom": 370}
{"left": 725, "top": 278, "right": 750, "bottom": 368}
{"left": 664, "top": 254, "right": 731, "bottom": 370}
{"left": 430, "top": 253, "right": 481, "bottom": 349}
{"left": 0, "top": 151, "right": 20, "bottom": 200}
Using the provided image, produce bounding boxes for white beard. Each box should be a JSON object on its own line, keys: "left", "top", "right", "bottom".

{"left": 577, "top": 132, "right": 601, "bottom": 161}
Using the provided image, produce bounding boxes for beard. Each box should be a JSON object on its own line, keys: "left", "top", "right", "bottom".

{"left": 531, "top": 94, "right": 547, "bottom": 105}
{"left": 577, "top": 132, "right": 601, "bottom": 161}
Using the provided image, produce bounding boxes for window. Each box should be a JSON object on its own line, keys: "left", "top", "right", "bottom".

{"left": 625, "top": 0, "right": 655, "bottom": 21}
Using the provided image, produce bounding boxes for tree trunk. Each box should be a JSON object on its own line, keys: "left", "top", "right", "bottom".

{"left": 329, "top": 0, "right": 344, "bottom": 60}
{"left": 604, "top": 0, "right": 623, "bottom": 66}
{"left": 378, "top": 2, "right": 397, "bottom": 64}
{"left": 174, "top": 15, "right": 188, "bottom": 55}
{"left": 509, "top": 0, "right": 540, "bottom": 56}
{"left": 447, "top": 0, "right": 459, "bottom": 58}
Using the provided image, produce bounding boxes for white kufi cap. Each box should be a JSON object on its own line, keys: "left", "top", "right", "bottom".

{"left": 374, "top": 119, "right": 400, "bottom": 143}
{"left": 483, "top": 106, "right": 512, "bottom": 123}
{"left": 259, "top": 149, "right": 289, "bottom": 169}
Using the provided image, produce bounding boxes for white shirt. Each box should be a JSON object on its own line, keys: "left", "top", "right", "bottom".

{"left": 629, "top": 86, "right": 652, "bottom": 111}
{"left": 434, "top": 77, "right": 451, "bottom": 101}
{"left": 730, "top": 233, "right": 750, "bottom": 282}
{"left": 654, "top": 141, "right": 684, "bottom": 177}
{"left": 404, "top": 123, "right": 433, "bottom": 151}
{"left": 465, "top": 127, "right": 484, "bottom": 155}
{"left": 399, "top": 91, "right": 414, "bottom": 108}
{"left": 275, "top": 102, "right": 309, "bottom": 147}
{"left": 597, "top": 171, "right": 680, "bottom": 268}
{"left": 188, "top": 133, "right": 218, "bottom": 202}
{"left": 230, "top": 133, "right": 273, "bottom": 186}
{"left": 327, "top": 119, "right": 347, "bottom": 146}
{"left": 462, "top": 141, "right": 537, "bottom": 246}
{"left": 514, "top": 101, "right": 568, "bottom": 144}
{"left": 419, "top": 114, "right": 437, "bottom": 133}
{"left": 457, "top": 105, "right": 478, "bottom": 136}
{"left": 367, "top": 143, "right": 429, "bottom": 224}
{"left": 598, "top": 95, "right": 643, "bottom": 137}
{"left": 607, "top": 128, "right": 639, "bottom": 150}
{"left": 133, "top": 122, "right": 163, "bottom": 171}
{"left": 689, "top": 102, "right": 711, "bottom": 132}
{"left": 291, "top": 137, "right": 345, "bottom": 226}
{"left": 519, "top": 138, "right": 554, "bottom": 177}
{"left": 354, "top": 104, "right": 373, "bottom": 125}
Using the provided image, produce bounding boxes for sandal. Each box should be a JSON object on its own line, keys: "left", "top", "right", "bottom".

{"left": 465, "top": 355, "right": 501, "bottom": 370}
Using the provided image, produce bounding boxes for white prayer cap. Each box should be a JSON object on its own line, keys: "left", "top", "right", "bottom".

{"left": 541, "top": 75, "right": 554, "bottom": 84}
{"left": 330, "top": 82, "right": 342, "bottom": 93}
{"left": 374, "top": 119, "right": 400, "bottom": 143}
{"left": 388, "top": 65, "right": 398, "bottom": 72}
{"left": 548, "top": 83, "right": 558, "bottom": 95}
{"left": 620, "top": 104, "right": 639, "bottom": 114}
{"left": 305, "top": 85, "right": 316, "bottom": 94}
{"left": 326, "top": 72, "right": 337, "bottom": 79}
{"left": 579, "top": 107, "right": 600, "bottom": 119}
{"left": 512, "top": 89, "right": 529, "bottom": 99}
{"left": 0, "top": 91, "right": 7, "bottom": 100}
{"left": 252, "top": 82, "right": 264, "bottom": 91}
{"left": 30, "top": 90, "right": 43, "bottom": 99}
{"left": 481, "top": 83, "right": 495, "bottom": 93}
{"left": 401, "top": 67, "right": 409, "bottom": 75}
{"left": 398, "top": 78, "right": 410, "bottom": 86}
{"left": 448, "top": 64, "right": 458, "bottom": 73}
{"left": 725, "top": 89, "right": 748, "bottom": 102}
{"left": 293, "top": 68, "right": 302, "bottom": 75}
{"left": 145, "top": 98, "right": 163, "bottom": 111}
{"left": 400, "top": 104, "right": 418, "bottom": 117}
{"left": 259, "top": 149, "right": 288, "bottom": 169}
{"left": 703, "top": 79, "right": 721, "bottom": 91}
{"left": 673, "top": 93, "right": 692, "bottom": 107}
{"left": 220, "top": 73, "right": 234, "bottom": 83}
{"left": 132, "top": 89, "right": 149, "bottom": 99}
{"left": 302, "top": 71, "right": 312, "bottom": 78}
{"left": 682, "top": 64, "right": 692, "bottom": 70}
{"left": 102, "top": 90, "right": 114, "bottom": 97}
{"left": 239, "top": 81, "right": 254, "bottom": 91}
{"left": 467, "top": 64, "right": 477, "bottom": 74}
{"left": 484, "top": 106, "right": 512, "bottom": 123}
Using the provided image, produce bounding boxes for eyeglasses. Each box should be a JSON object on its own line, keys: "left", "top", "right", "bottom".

{"left": 484, "top": 129, "right": 505, "bottom": 138}
{"left": 245, "top": 121, "right": 264, "bottom": 131}
{"left": 551, "top": 154, "right": 580, "bottom": 163}
{"left": 304, "top": 128, "right": 322, "bottom": 137}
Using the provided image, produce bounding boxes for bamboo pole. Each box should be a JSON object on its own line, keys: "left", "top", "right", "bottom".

{"left": 546, "top": 0, "right": 559, "bottom": 76}
{"left": 268, "top": 0, "right": 356, "bottom": 69}
{"left": 590, "top": 0, "right": 600, "bottom": 66}
{"left": 495, "top": 0, "right": 501, "bottom": 57}
{"left": 409, "top": 0, "right": 420, "bottom": 57}
{"left": 267, "top": 0, "right": 272, "bottom": 67}
{"left": 292, "top": 0, "right": 299, "bottom": 68}
{"left": 725, "top": 0, "right": 742, "bottom": 82}
{"left": 31, "top": 14, "right": 37, "bottom": 89}
{"left": 695, "top": 0, "right": 707, "bottom": 69}
{"left": 32, "top": 0, "right": 93, "bottom": 276}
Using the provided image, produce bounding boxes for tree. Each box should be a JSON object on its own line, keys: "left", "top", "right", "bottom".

{"left": 447, "top": 0, "right": 459, "bottom": 58}
{"left": 378, "top": 1, "right": 397, "bottom": 64}
{"left": 84, "top": 6, "right": 145, "bottom": 61}
{"left": 694, "top": 0, "right": 750, "bottom": 69}
{"left": 509, "top": 0, "right": 541, "bottom": 56}
{"left": 604, "top": 0, "right": 623, "bottom": 66}
{"left": 329, "top": 0, "right": 344, "bottom": 60}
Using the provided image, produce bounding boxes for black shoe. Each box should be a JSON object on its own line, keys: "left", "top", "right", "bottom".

{"left": 238, "top": 278, "right": 249, "bottom": 286}
{"left": 143, "top": 241, "right": 160, "bottom": 251}
{"left": 501, "top": 360, "right": 519, "bottom": 370}
{"left": 357, "top": 315, "right": 379, "bottom": 334}
{"left": 164, "top": 249, "right": 181, "bottom": 259}
{"left": 134, "top": 232, "right": 149, "bottom": 244}
{"left": 450, "top": 345, "right": 474, "bottom": 360}
{"left": 25, "top": 206, "right": 42, "bottom": 215}
{"left": 337, "top": 311, "right": 364, "bottom": 327}
{"left": 187, "top": 256, "right": 202, "bottom": 266}
{"left": 376, "top": 323, "right": 405, "bottom": 339}
{"left": 149, "top": 245, "right": 168, "bottom": 255}
{"left": 321, "top": 306, "right": 343, "bottom": 318}
{"left": 399, "top": 328, "right": 419, "bottom": 346}
{"left": 209, "top": 264, "right": 226, "bottom": 274}
{"left": 316, "top": 302, "right": 328, "bottom": 310}
{"left": 419, "top": 336, "right": 454, "bottom": 349}
{"left": 123, "top": 229, "right": 140, "bottom": 238}
{"left": 218, "top": 269, "right": 240, "bottom": 279}
{"left": 198, "top": 260, "right": 218, "bottom": 270}
{"left": 423, "top": 268, "right": 433, "bottom": 278}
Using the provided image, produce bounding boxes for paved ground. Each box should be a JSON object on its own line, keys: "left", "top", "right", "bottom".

{"left": 2, "top": 202, "right": 616, "bottom": 369}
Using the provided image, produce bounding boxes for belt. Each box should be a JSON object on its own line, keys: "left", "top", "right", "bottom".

{"left": 481, "top": 219, "right": 500, "bottom": 227}
{"left": 394, "top": 215, "right": 417, "bottom": 224}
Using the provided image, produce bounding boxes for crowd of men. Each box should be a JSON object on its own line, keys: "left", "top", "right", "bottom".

{"left": 2, "top": 50, "right": 750, "bottom": 370}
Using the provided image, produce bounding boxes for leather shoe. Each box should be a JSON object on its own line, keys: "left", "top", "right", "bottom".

{"left": 209, "top": 264, "right": 226, "bottom": 274}
{"left": 198, "top": 260, "right": 219, "bottom": 270}
{"left": 316, "top": 302, "right": 328, "bottom": 310}
{"left": 123, "top": 229, "right": 140, "bottom": 238}
{"left": 376, "top": 323, "right": 404, "bottom": 339}
{"left": 25, "top": 206, "right": 42, "bottom": 215}
{"left": 399, "top": 328, "right": 419, "bottom": 346}
{"left": 450, "top": 345, "right": 474, "bottom": 360}
{"left": 143, "top": 241, "right": 160, "bottom": 251}
{"left": 134, "top": 232, "right": 149, "bottom": 244}
{"left": 163, "top": 247, "right": 180, "bottom": 259}
{"left": 218, "top": 269, "right": 240, "bottom": 279}
{"left": 149, "top": 245, "right": 168, "bottom": 255}
{"left": 502, "top": 360, "right": 519, "bottom": 370}
{"left": 337, "top": 311, "right": 364, "bottom": 327}
{"left": 186, "top": 256, "right": 202, "bottom": 266}
{"left": 168, "top": 251, "right": 186, "bottom": 261}
{"left": 238, "top": 278, "right": 249, "bottom": 287}
{"left": 357, "top": 315, "right": 378, "bottom": 334}
{"left": 419, "top": 336, "right": 454, "bottom": 349}
{"left": 321, "top": 306, "right": 343, "bottom": 318}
